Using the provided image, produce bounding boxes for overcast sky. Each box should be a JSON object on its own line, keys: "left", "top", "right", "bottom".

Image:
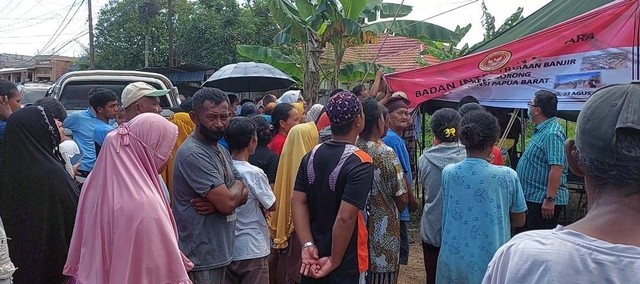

{"left": 0, "top": 0, "right": 551, "bottom": 58}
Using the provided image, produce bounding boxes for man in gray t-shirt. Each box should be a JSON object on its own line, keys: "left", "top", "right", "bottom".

{"left": 172, "top": 88, "right": 248, "bottom": 284}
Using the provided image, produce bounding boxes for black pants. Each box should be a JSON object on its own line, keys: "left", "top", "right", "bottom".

{"left": 422, "top": 242, "right": 440, "bottom": 284}
{"left": 399, "top": 221, "right": 409, "bottom": 265}
{"left": 515, "top": 201, "right": 565, "bottom": 234}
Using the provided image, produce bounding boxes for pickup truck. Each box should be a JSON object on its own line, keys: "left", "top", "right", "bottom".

{"left": 46, "top": 70, "right": 181, "bottom": 117}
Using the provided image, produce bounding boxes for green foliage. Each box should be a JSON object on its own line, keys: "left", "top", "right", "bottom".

{"left": 362, "top": 20, "right": 465, "bottom": 44}
{"left": 338, "top": 62, "right": 393, "bottom": 83}
{"left": 480, "top": 0, "right": 496, "bottom": 41}
{"left": 93, "top": 0, "right": 279, "bottom": 70}
{"left": 236, "top": 45, "right": 303, "bottom": 82}
{"left": 465, "top": 2, "right": 524, "bottom": 55}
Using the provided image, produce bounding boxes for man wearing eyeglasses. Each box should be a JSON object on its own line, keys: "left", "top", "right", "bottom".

{"left": 515, "top": 90, "right": 568, "bottom": 232}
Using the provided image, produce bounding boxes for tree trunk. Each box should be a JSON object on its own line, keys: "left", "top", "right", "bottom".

{"left": 144, "top": 33, "right": 150, "bottom": 68}
{"left": 331, "top": 42, "right": 344, "bottom": 92}
{"left": 304, "top": 34, "right": 322, "bottom": 105}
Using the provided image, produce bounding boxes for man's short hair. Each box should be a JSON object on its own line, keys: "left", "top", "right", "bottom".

{"left": 88, "top": 88, "right": 118, "bottom": 110}
{"left": 227, "top": 94, "right": 238, "bottom": 105}
{"left": 0, "top": 79, "right": 18, "bottom": 98}
{"left": 534, "top": 90, "right": 558, "bottom": 118}
{"left": 225, "top": 117, "right": 257, "bottom": 152}
{"left": 192, "top": 88, "right": 229, "bottom": 112}
{"left": 352, "top": 84, "right": 366, "bottom": 96}
{"left": 262, "top": 94, "right": 277, "bottom": 105}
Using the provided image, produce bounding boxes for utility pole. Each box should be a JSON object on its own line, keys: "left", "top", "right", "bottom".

{"left": 167, "top": 0, "right": 174, "bottom": 67}
{"left": 88, "top": 0, "right": 95, "bottom": 69}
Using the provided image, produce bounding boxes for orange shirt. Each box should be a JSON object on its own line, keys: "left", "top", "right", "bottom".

{"left": 316, "top": 112, "right": 331, "bottom": 132}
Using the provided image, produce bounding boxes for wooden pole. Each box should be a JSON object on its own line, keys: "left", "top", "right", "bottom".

{"left": 88, "top": 0, "right": 95, "bottom": 69}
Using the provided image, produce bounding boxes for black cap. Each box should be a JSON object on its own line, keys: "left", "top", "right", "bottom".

{"left": 170, "top": 98, "right": 193, "bottom": 113}
{"left": 576, "top": 82, "right": 640, "bottom": 165}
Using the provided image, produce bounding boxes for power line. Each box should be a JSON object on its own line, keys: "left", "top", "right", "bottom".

{"left": 0, "top": 1, "right": 18, "bottom": 18}
{"left": 29, "top": 0, "right": 85, "bottom": 61}
{"left": 0, "top": 15, "right": 60, "bottom": 32}
{"left": 0, "top": 33, "right": 80, "bottom": 39}
{"left": 0, "top": 0, "right": 27, "bottom": 19}
{"left": 3, "top": 0, "right": 46, "bottom": 22}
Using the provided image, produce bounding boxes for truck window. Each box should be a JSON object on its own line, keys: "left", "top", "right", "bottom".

{"left": 59, "top": 81, "right": 170, "bottom": 110}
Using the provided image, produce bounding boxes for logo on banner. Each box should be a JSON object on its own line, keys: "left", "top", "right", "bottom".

{"left": 478, "top": 50, "right": 512, "bottom": 72}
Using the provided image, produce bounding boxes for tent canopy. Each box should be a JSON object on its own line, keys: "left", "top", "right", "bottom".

{"left": 384, "top": 0, "right": 639, "bottom": 113}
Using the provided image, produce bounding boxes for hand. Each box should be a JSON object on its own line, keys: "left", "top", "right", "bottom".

{"left": 310, "top": 256, "right": 338, "bottom": 279}
{"left": 0, "top": 96, "right": 12, "bottom": 120}
{"left": 376, "top": 68, "right": 384, "bottom": 78}
{"left": 541, "top": 199, "right": 555, "bottom": 219}
{"left": 300, "top": 245, "right": 319, "bottom": 276}
{"left": 72, "top": 164, "right": 80, "bottom": 176}
{"left": 191, "top": 198, "right": 216, "bottom": 215}
{"left": 408, "top": 196, "right": 419, "bottom": 213}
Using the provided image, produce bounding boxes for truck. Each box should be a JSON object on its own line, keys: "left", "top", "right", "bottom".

{"left": 46, "top": 70, "right": 181, "bottom": 117}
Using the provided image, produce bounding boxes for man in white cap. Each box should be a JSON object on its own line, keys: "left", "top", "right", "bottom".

{"left": 121, "top": 82, "right": 167, "bottom": 122}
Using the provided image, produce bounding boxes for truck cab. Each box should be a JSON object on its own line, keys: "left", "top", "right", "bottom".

{"left": 46, "top": 70, "right": 180, "bottom": 117}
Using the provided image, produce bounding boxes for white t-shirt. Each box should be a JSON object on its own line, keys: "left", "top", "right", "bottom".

{"left": 231, "top": 160, "right": 276, "bottom": 261}
{"left": 483, "top": 226, "right": 640, "bottom": 284}
{"left": 59, "top": 140, "right": 81, "bottom": 177}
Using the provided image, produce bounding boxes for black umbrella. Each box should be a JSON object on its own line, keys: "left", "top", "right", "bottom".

{"left": 202, "top": 62, "right": 296, "bottom": 93}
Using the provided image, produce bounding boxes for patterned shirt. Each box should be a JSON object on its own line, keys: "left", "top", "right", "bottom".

{"left": 516, "top": 118, "right": 568, "bottom": 205}
{"left": 438, "top": 158, "right": 527, "bottom": 284}
{"left": 356, "top": 139, "right": 407, "bottom": 273}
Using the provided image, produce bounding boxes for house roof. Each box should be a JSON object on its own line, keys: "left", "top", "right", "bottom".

{"left": 341, "top": 34, "right": 441, "bottom": 71}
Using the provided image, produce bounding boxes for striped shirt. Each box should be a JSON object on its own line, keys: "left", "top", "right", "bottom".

{"left": 516, "top": 118, "right": 568, "bottom": 205}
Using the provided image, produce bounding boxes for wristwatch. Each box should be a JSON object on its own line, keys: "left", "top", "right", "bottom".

{"left": 544, "top": 196, "right": 556, "bottom": 202}
{"left": 302, "top": 241, "right": 315, "bottom": 249}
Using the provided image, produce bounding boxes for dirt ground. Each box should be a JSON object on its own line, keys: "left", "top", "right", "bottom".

{"left": 398, "top": 229, "right": 426, "bottom": 283}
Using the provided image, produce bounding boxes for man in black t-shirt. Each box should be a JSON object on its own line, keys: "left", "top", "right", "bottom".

{"left": 292, "top": 91, "right": 374, "bottom": 283}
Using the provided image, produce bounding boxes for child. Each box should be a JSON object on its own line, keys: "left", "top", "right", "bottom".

{"left": 225, "top": 117, "right": 276, "bottom": 283}
{"left": 436, "top": 110, "right": 527, "bottom": 284}
{"left": 418, "top": 108, "right": 466, "bottom": 284}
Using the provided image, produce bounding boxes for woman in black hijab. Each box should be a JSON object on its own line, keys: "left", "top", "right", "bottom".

{"left": 0, "top": 106, "right": 79, "bottom": 283}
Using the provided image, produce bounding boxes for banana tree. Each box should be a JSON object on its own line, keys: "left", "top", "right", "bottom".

{"left": 260, "top": 0, "right": 469, "bottom": 103}
{"left": 237, "top": 44, "right": 393, "bottom": 85}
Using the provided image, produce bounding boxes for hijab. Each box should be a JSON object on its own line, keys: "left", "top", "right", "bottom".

{"left": 306, "top": 104, "right": 324, "bottom": 123}
{"left": 277, "top": 90, "right": 301, "bottom": 104}
{"left": 268, "top": 122, "right": 318, "bottom": 249}
{"left": 162, "top": 112, "right": 195, "bottom": 206}
{"left": 292, "top": 102, "right": 305, "bottom": 118}
{"left": 0, "top": 106, "right": 79, "bottom": 284}
{"left": 64, "top": 113, "right": 193, "bottom": 283}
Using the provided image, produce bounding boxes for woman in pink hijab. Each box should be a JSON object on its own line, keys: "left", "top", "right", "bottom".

{"left": 64, "top": 113, "right": 193, "bottom": 283}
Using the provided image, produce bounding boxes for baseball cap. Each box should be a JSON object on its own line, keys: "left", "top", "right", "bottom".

{"left": 170, "top": 98, "right": 193, "bottom": 113}
{"left": 391, "top": 91, "right": 410, "bottom": 103}
{"left": 121, "top": 82, "right": 169, "bottom": 109}
{"left": 326, "top": 91, "right": 361, "bottom": 127}
{"left": 576, "top": 81, "right": 640, "bottom": 165}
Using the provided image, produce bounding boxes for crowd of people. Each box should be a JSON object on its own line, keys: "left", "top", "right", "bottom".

{"left": 0, "top": 76, "right": 639, "bottom": 284}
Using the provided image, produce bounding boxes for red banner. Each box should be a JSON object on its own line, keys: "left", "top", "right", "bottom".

{"left": 385, "top": 0, "right": 640, "bottom": 110}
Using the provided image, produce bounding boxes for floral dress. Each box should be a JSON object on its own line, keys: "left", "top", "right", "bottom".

{"left": 356, "top": 139, "right": 407, "bottom": 273}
